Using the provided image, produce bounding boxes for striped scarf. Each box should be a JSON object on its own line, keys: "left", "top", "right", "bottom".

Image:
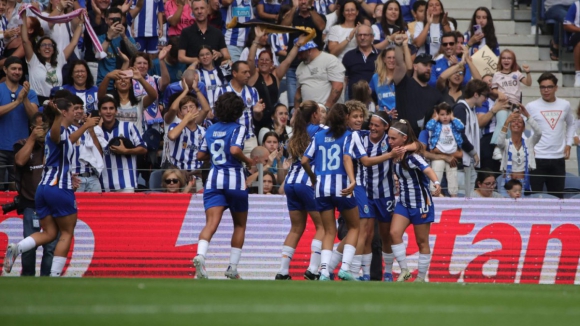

{"left": 19, "top": 4, "right": 106, "bottom": 59}
{"left": 505, "top": 138, "right": 530, "bottom": 191}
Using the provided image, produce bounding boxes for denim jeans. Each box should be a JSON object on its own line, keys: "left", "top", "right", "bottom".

{"left": 545, "top": 5, "right": 571, "bottom": 45}
{"left": 286, "top": 67, "right": 297, "bottom": 109}
{"left": 77, "top": 175, "right": 102, "bottom": 193}
{"left": 21, "top": 207, "right": 58, "bottom": 276}
{"left": 227, "top": 45, "right": 244, "bottom": 63}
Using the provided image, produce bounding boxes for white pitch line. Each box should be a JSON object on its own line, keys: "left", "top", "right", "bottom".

{"left": 0, "top": 304, "right": 578, "bottom": 316}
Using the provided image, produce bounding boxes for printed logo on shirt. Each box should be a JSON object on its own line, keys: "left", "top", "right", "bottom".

{"left": 87, "top": 95, "right": 95, "bottom": 104}
{"left": 364, "top": 205, "right": 369, "bottom": 214}
{"left": 246, "top": 97, "right": 252, "bottom": 106}
{"left": 381, "top": 141, "right": 388, "bottom": 152}
{"left": 541, "top": 110, "right": 562, "bottom": 130}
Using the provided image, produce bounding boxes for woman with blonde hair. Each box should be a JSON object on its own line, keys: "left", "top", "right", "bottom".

{"left": 369, "top": 46, "right": 411, "bottom": 118}
{"left": 161, "top": 169, "right": 194, "bottom": 193}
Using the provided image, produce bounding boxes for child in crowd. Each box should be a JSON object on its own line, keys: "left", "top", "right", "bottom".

{"left": 407, "top": 0, "right": 427, "bottom": 44}
{"left": 491, "top": 49, "right": 531, "bottom": 159}
{"left": 504, "top": 179, "right": 523, "bottom": 199}
{"left": 426, "top": 103, "right": 465, "bottom": 197}
{"left": 372, "top": 3, "right": 384, "bottom": 25}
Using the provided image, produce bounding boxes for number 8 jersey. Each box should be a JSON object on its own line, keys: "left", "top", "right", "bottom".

{"left": 199, "top": 122, "right": 248, "bottom": 190}
{"left": 304, "top": 129, "right": 353, "bottom": 197}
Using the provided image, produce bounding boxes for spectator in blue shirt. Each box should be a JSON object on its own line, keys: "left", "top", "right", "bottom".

{"left": 428, "top": 32, "right": 477, "bottom": 88}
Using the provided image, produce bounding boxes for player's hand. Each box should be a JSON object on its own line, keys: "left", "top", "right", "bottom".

{"left": 341, "top": 182, "right": 356, "bottom": 196}
{"left": 253, "top": 99, "right": 265, "bottom": 114}
{"left": 431, "top": 183, "right": 441, "bottom": 197}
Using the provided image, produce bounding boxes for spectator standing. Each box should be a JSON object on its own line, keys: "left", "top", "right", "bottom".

{"left": 545, "top": 0, "right": 575, "bottom": 61}
{"left": 413, "top": 0, "right": 453, "bottom": 56}
{"left": 13, "top": 112, "right": 58, "bottom": 276}
{"left": 0, "top": 57, "right": 39, "bottom": 191}
{"left": 85, "top": 0, "right": 113, "bottom": 78}
{"left": 528, "top": 73, "right": 575, "bottom": 198}
{"left": 464, "top": 7, "right": 500, "bottom": 56}
{"left": 295, "top": 41, "right": 345, "bottom": 110}
{"left": 131, "top": 0, "right": 164, "bottom": 59}
{"left": 149, "top": 37, "right": 188, "bottom": 84}
{"left": 98, "top": 96, "right": 147, "bottom": 192}
{"left": 342, "top": 24, "right": 379, "bottom": 99}
{"left": 563, "top": 2, "right": 580, "bottom": 86}
{"left": 429, "top": 32, "right": 476, "bottom": 88}
{"left": 63, "top": 60, "right": 100, "bottom": 114}
{"left": 258, "top": 103, "right": 293, "bottom": 146}
{"left": 407, "top": 0, "right": 426, "bottom": 44}
{"left": 222, "top": 0, "right": 255, "bottom": 62}
{"left": 393, "top": 34, "right": 442, "bottom": 136}
{"left": 327, "top": 0, "right": 362, "bottom": 61}
{"left": 197, "top": 46, "right": 229, "bottom": 109}
{"left": 178, "top": 0, "right": 230, "bottom": 66}
{"left": 373, "top": 0, "right": 409, "bottom": 50}
{"left": 165, "top": 0, "right": 194, "bottom": 38}
{"left": 280, "top": 0, "right": 326, "bottom": 111}
{"left": 207, "top": 0, "right": 223, "bottom": 30}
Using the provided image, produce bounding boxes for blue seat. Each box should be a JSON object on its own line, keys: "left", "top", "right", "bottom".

{"left": 564, "top": 172, "right": 580, "bottom": 191}
{"left": 149, "top": 170, "right": 164, "bottom": 192}
{"left": 526, "top": 193, "right": 559, "bottom": 199}
{"left": 569, "top": 193, "right": 580, "bottom": 199}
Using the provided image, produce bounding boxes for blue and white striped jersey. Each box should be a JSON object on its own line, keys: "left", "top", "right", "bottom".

{"left": 224, "top": 0, "right": 254, "bottom": 47}
{"left": 270, "top": 33, "right": 289, "bottom": 55}
{"left": 101, "top": 121, "right": 146, "bottom": 191}
{"left": 168, "top": 123, "right": 206, "bottom": 171}
{"left": 284, "top": 123, "right": 327, "bottom": 186}
{"left": 199, "top": 122, "right": 248, "bottom": 190}
{"left": 68, "top": 125, "right": 92, "bottom": 175}
{"left": 131, "top": 0, "right": 165, "bottom": 38}
{"left": 304, "top": 129, "right": 353, "bottom": 197}
{"left": 357, "top": 132, "right": 394, "bottom": 199}
{"left": 347, "top": 130, "right": 369, "bottom": 187}
{"left": 314, "top": 0, "right": 334, "bottom": 15}
{"left": 216, "top": 83, "right": 259, "bottom": 139}
{"left": 198, "top": 67, "right": 225, "bottom": 109}
{"left": 393, "top": 153, "right": 432, "bottom": 209}
{"left": 40, "top": 126, "right": 74, "bottom": 190}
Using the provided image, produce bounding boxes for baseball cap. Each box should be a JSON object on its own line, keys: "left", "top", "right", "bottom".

{"left": 413, "top": 53, "right": 436, "bottom": 65}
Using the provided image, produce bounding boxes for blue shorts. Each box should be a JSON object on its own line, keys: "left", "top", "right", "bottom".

{"left": 135, "top": 37, "right": 159, "bottom": 53}
{"left": 35, "top": 184, "right": 77, "bottom": 219}
{"left": 315, "top": 195, "right": 357, "bottom": 213}
{"left": 369, "top": 197, "right": 395, "bottom": 223}
{"left": 354, "top": 186, "right": 373, "bottom": 219}
{"left": 393, "top": 201, "right": 435, "bottom": 225}
{"left": 203, "top": 188, "right": 248, "bottom": 213}
{"left": 285, "top": 183, "right": 316, "bottom": 212}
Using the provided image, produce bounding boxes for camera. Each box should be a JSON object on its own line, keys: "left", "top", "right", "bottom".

{"left": 111, "top": 17, "right": 122, "bottom": 25}
{"left": 509, "top": 101, "right": 519, "bottom": 111}
{"left": 2, "top": 196, "right": 20, "bottom": 215}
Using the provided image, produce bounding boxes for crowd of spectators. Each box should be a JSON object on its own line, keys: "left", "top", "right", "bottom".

{"left": 0, "top": 0, "right": 579, "bottom": 199}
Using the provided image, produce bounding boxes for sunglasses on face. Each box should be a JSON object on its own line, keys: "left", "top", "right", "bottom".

{"left": 165, "top": 178, "right": 179, "bottom": 185}
{"left": 442, "top": 42, "right": 455, "bottom": 47}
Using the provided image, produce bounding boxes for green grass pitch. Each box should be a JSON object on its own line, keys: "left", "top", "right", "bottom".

{"left": 1, "top": 278, "right": 579, "bottom": 326}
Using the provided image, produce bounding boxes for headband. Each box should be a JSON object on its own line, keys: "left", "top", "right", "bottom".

{"left": 390, "top": 127, "right": 407, "bottom": 136}
{"left": 373, "top": 114, "right": 389, "bottom": 125}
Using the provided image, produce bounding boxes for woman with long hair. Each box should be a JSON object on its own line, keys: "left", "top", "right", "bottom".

{"left": 193, "top": 92, "right": 256, "bottom": 280}
{"left": 3, "top": 98, "right": 97, "bottom": 276}
{"left": 248, "top": 28, "right": 304, "bottom": 131}
{"left": 258, "top": 103, "right": 293, "bottom": 147}
{"left": 471, "top": 169, "right": 502, "bottom": 198}
{"left": 497, "top": 105, "right": 542, "bottom": 192}
{"left": 161, "top": 168, "right": 194, "bottom": 193}
{"left": 98, "top": 67, "right": 158, "bottom": 133}
{"left": 328, "top": 0, "right": 364, "bottom": 60}
{"left": 62, "top": 60, "right": 99, "bottom": 113}
{"left": 388, "top": 120, "right": 441, "bottom": 282}
{"left": 369, "top": 47, "right": 410, "bottom": 117}
{"left": 197, "top": 45, "right": 229, "bottom": 110}
{"left": 276, "top": 100, "right": 325, "bottom": 280}
{"left": 413, "top": 0, "right": 454, "bottom": 55}
{"left": 301, "top": 103, "right": 359, "bottom": 281}
{"left": 240, "top": 26, "right": 279, "bottom": 67}
{"left": 373, "top": 0, "right": 408, "bottom": 50}
{"left": 464, "top": 7, "right": 500, "bottom": 56}
{"left": 20, "top": 9, "right": 84, "bottom": 103}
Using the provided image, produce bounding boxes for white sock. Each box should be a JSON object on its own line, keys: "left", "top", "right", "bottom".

{"left": 349, "top": 255, "right": 362, "bottom": 274}
{"left": 320, "top": 249, "right": 333, "bottom": 277}
{"left": 391, "top": 243, "right": 408, "bottom": 270}
{"left": 229, "top": 247, "right": 242, "bottom": 269}
{"left": 307, "top": 239, "right": 322, "bottom": 273}
{"left": 278, "top": 246, "right": 295, "bottom": 275}
{"left": 418, "top": 253, "right": 432, "bottom": 279}
{"left": 197, "top": 239, "right": 209, "bottom": 258}
{"left": 328, "top": 250, "right": 343, "bottom": 272}
{"left": 340, "top": 244, "right": 356, "bottom": 272}
{"left": 382, "top": 252, "right": 395, "bottom": 274}
{"left": 18, "top": 237, "right": 36, "bottom": 254}
{"left": 576, "top": 70, "right": 580, "bottom": 77}
{"left": 50, "top": 256, "right": 67, "bottom": 277}
{"left": 361, "top": 253, "right": 372, "bottom": 276}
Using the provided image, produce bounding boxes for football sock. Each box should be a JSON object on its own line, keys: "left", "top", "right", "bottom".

{"left": 382, "top": 252, "right": 395, "bottom": 274}
{"left": 340, "top": 244, "right": 356, "bottom": 272}
{"left": 418, "top": 253, "right": 432, "bottom": 279}
{"left": 328, "top": 250, "right": 343, "bottom": 272}
{"left": 349, "top": 255, "right": 362, "bottom": 274}
{"left": 320, "top": 249, "right": 333, "bottom": 277}
{"left": 391, "top": 243, "right": 408, "bottom": 270}
{"left": 18, "top": 237, "right": 36, "bottom": 254}
{"left": 50, "top": 256, "right": 66, "bottom": 277}
{"left": 279, "top": 246, "right": 295, "bottom": 275}
{"left": 361, "top": 253, "right": 372, "bottom": 276}
{"left": 307, "top": 239, "right": 322, "bottom": 273}
{"left": 197, "top": 239, "right": 209, "bottom": 258}
{"left": 229, "top": 247, "right": 242, "bottom": 269}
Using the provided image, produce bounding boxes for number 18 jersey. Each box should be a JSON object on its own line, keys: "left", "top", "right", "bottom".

{"left": 304, "top": 129, "right": 353, "bottom": 197}
{"left": 199, "top": 122, "right": 248, "bottom": 190}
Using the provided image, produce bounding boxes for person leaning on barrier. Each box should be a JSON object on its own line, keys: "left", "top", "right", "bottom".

{"left": 12, "top": 112, "right": 58, "bottom": 276}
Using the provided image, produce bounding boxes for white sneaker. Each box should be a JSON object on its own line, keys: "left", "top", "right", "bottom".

{"left": 574, "top": 75, "right": 580, "bottom": 87}
{"left": 3, "top": 243, "right": 18, "bottom": 273}
{"left": 193, "top": 255, "right": 208, "bottom": 279}
{"left": 414, "top": 276, "right": 426, "bottom": 283}
{"left": 397, "top": 268, "right": 412, "bottom": 282}
{"left": 531, "top": 25, "right": 537, "bottom": 35}
{"left": 493, "top": 147, "right": 502, "bottom": 161}
{"left": 224, "top": 265, "right": 242, "bottom": 279}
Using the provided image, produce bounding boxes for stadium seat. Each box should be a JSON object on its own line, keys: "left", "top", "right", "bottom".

{"left": 149, "top": 170, "right": 164, "bottom": 191}
{"left": 569, "top": 194, "right": 580, "bottom": 199}
{"left": 564, "top": 172, "right": 580, "bottom": 192}
{"left": 496, "top": 175, "right": 508, "bottom": 198}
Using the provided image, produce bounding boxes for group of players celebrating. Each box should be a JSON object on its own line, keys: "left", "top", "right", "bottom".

{"left": 3, "top": 93, "right": 441, "bottom": 282}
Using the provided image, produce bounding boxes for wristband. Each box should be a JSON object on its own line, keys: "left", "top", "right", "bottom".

{"left": 105, "top": 35, "right": 112, "bottom": 42}
{"left": 433, "top": 181, "right": 441, "bottom": 185}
